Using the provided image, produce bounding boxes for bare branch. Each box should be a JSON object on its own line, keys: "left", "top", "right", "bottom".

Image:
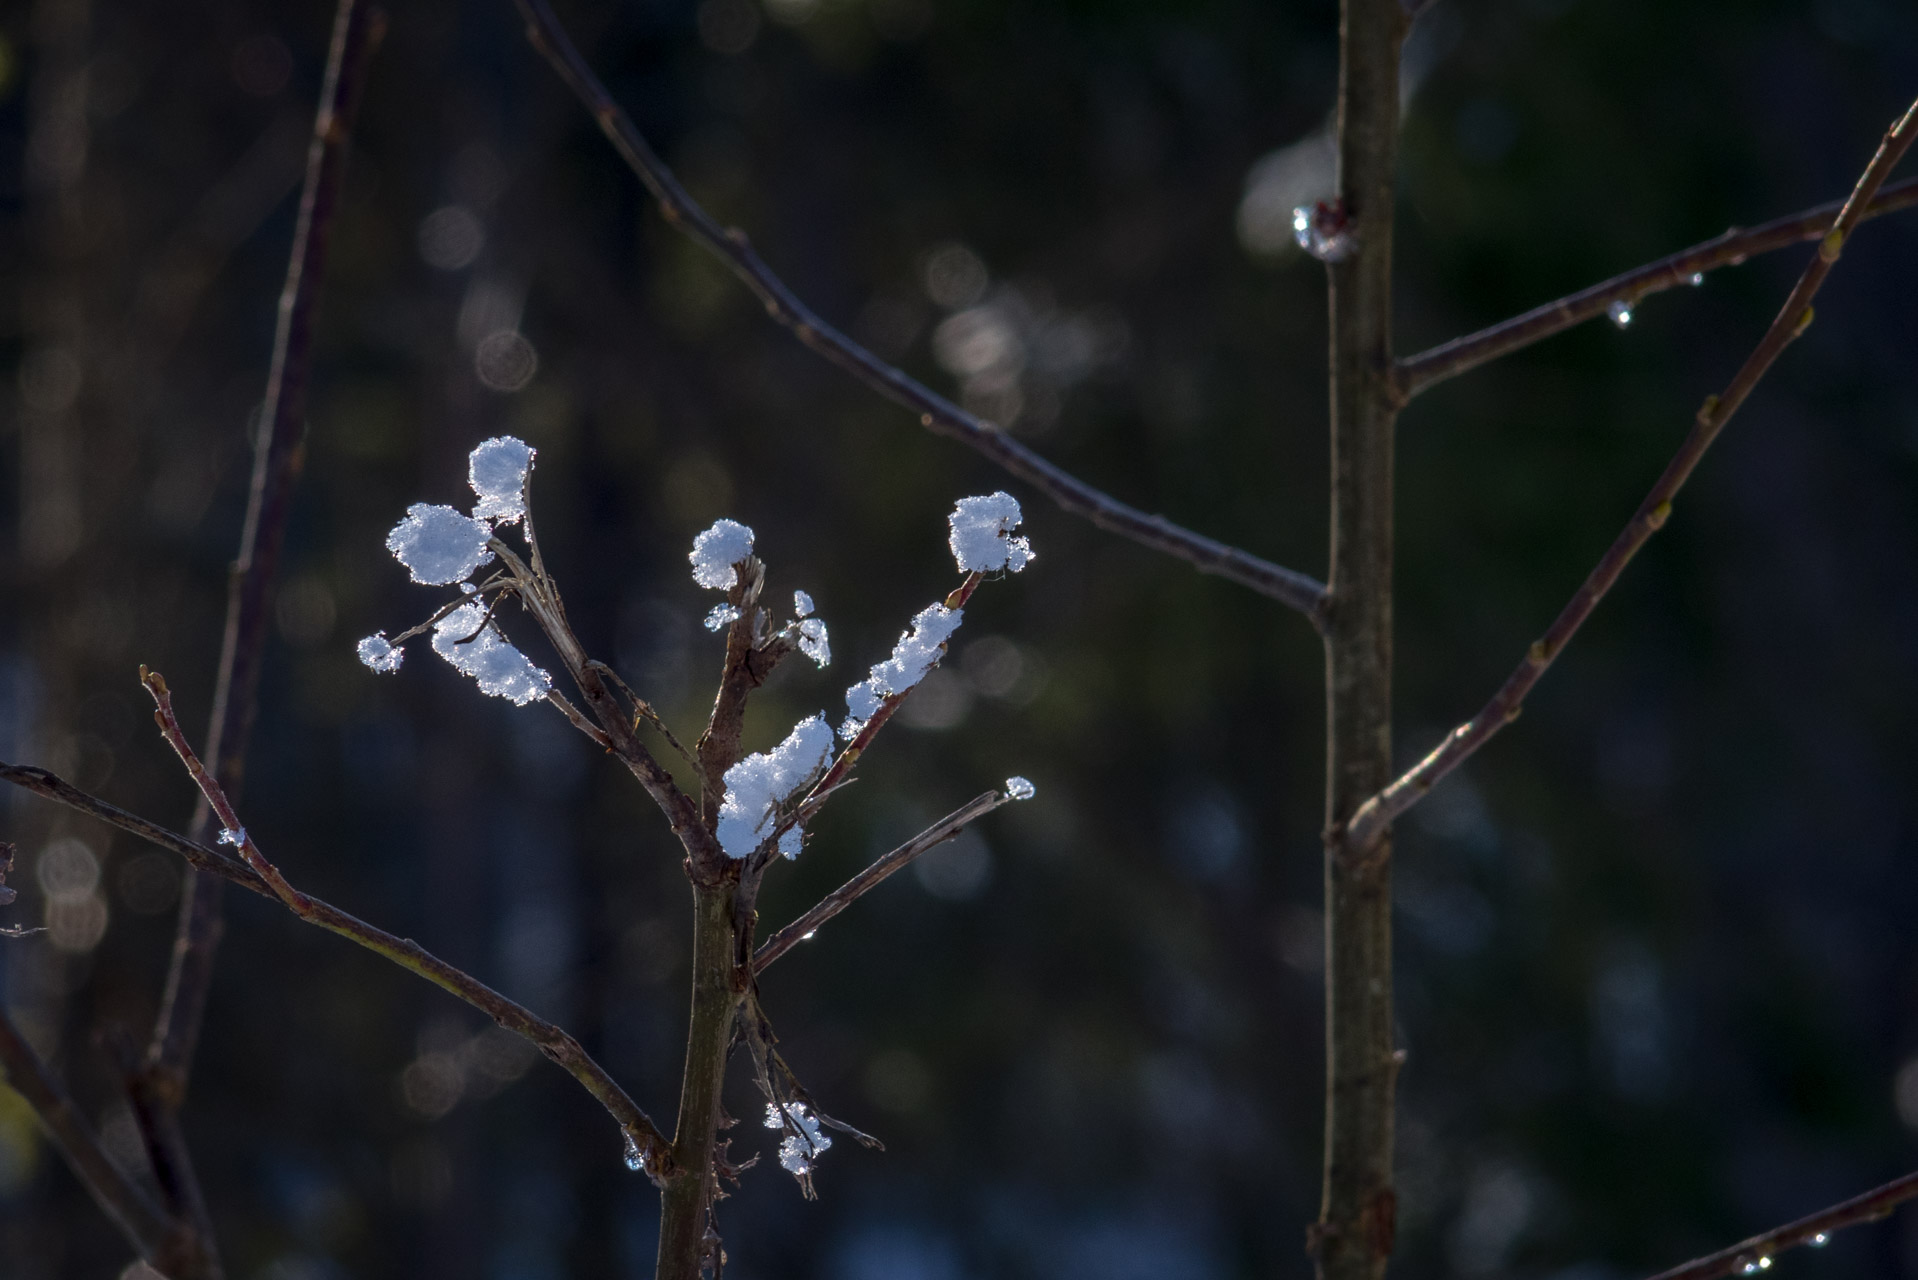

{"left": 506, "top": 0, "right": 1327, "bottom": 624}
{"left": 0, "top": 1006, "right": 196, "bottom": 1273}
{"left": 488, "top": 541, "right": 716, "bottom": 861}
{"left": 146, "top": 1, "right": 386, "bottom": 1200}
{"left": 0, "top": 758, "right": 678, "bottom": 1182}
{"left": 1342, "top": 96, "right": 1918, "bottom": 857}
{"left": 1398, "top": 174, "right": 1918, "bottom": 398}
{"left": 753, "top": 790, "right": 1008, "bottom": 972}
{"left": 1639, "top": 1170, "right": 1918, "bottom": 1280}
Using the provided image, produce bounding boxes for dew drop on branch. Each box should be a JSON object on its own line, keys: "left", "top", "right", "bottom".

{"left": 1689, "top": 272, "right": 1705, "bottom": 286}
{"left": 1607, "top": 300, "right": 1634, "bottom": 329}
{"left": 622, "top": 1134, "right": 644, "bottom": 1172}
{"left": 1005, "top": 775, "right": 1036, "bottom": 800}
{"left": 1291, "top": 201, "right": 1356, "bottom": 264}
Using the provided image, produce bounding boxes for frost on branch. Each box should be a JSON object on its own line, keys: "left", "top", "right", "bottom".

{"left": 947, "top": 491, "right": 1034, "bottom": 573}
{"left": 797, "top": 618, "right": 830, "bottom": 667}
{"left": 704, "top": 603, "right": 741, "bottom": 632}
{"left": 689, "top": 519, "right": 755, "bottom": 590}
{"left": 385, "top": 503, "right": 495, "bottom": 585}
{"left": 841, "top": 604, "right": 964, "bottom": 738}
{"left": 715, "top": 714, "right": 834, "bottom": 858}
{"left": 792, "top": 590, "right": 814, "bottom": 617}
{"left": 356, "top": 633, "right": 403, "bottom": 673}
{"left": 764, "top": 1102, "right": 831, "bottom": 1177}
{"left": 430, "top": 603, "right": 553, "bottom": 706}
{"left": 468, "top": 435, "right": 536, "bottom": 523}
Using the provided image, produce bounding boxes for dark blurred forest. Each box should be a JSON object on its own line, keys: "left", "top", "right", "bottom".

{"left": 3, "top": 0, "right": 1918, "bottom": 1277}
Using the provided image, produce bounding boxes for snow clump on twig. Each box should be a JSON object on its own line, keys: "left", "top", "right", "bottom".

{"left": 1004, "top": 776, "right": 1036, "bottom": 801}
{"left": 764, "top": 1102, "right": 831, "bottom": 1176}
{"left": 689, "top": 519, "right": 755, "bottom": 590}
{"left": 947, "top": 491, "right": 1033, "bottom": 574}
{"left": 385, "top": 503, "right": 495, "bottom": 585}
{"left": 841, "top": 604, "right": 963, "bottom": 739}
{"left": 357, "top": 633, "right": 403, "bottom": 673}
{"left": 716, "top": 714, "right": 835, "bottom": 858}
{"left": 431, "top": 603, "right": 553, "bottom": 706}
{"left": 468, "top": 435, "right": 536, "bottom": 523}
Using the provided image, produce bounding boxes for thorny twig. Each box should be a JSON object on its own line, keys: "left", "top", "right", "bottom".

{"left": 506, "top": 0, "right": 1328, "bottom": 623}
{"left": 1398, "top": 174, "right": 1918, "bottom": 399}
{"left": 1340, "top": 95, "right": 1918, "bottom": 858}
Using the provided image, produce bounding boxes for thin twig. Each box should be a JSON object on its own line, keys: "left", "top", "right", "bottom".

{"left": 0, "top": 760, "right": 678, "bottom": 1181}
{"left": 506, "top": 0, "right": 1327, "bottom": 623}
{"left": 146, "top": 0, "right": 384, "bottom": 1168}
{"left": 763, "top": 572, "right": 984, "bottom": 866}
{"left": 1639, "top": 1170, "right": 1918, "bottom": 1280}
{"left": 1341, "top": 96, "right": 1918, "bottom": 858}
{"left": 0, "top": 1006, "right": 197, "bottom": 1272}
{"left": 1398, "top": 174, "right": 1918, "bottom": 398}
{"left": 753, "top": 790, "right": 1008, "bottom": 972}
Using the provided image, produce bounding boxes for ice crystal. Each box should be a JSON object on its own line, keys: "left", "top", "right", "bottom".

{"left": 689, "top": 519, "right": 755, "bottom": 589}
{"left": 947, "top": 491, "right": 1034, "bottom": 573}
{"left": 715, "top": 715, "right": 835, "bottom": 857}
{"left": 468, "top": 435, "right": 535, "bottom": 523}
{"left": 841, "top": 604, "right": 964, "bottom": 738}
{"left": 430, "top": 603, "right": 553, "bottom": 706}
{"left": 622, "top": 1134, "right": 645, "bottom": 1173}
{"left": 793, "top": 590, "right": 815, "bottom": 617}
{"left": 1005, "top": 776, "right": 1036, "bottom": 801}
{"left": 357, "top": 633, "right": 404, "bottom": 673}
{"left": 218, "top": 827, "right": 247, "bottom": 847}
{"left": 763, "top": 1102, "right": 831, "bottom": 1176}
{"left": 386, "top": 503, "right": 495, "bottom": 585}
{"left": 704, "top": 603, "right": 742, "bottom": 632}
{"left": 797, "top": 618, "right": 830, "bottom": 667}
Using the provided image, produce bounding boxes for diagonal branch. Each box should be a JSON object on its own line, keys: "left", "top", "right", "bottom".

{"left": 753, "top": 789, "right": 1009, "bottom": 972}
{"left": 145, "top": 0, "right": 385, "bottom": 1186}
{"left": 0, "top": 1005, "right": 199, "bottom": 1273}
{"left": 1638, "top": 1169, "right": 1918, "bottom": 1280}
{"left": 505, "top": 0, "right": 1327, "bottom": 623}
{"left": 1341, "top": 95, "right": 1918, "bottom": 858}
{"left": 1398, "top": 174, "right": 1918, "bottom": 399}
{"left": 0, "top": 758, "right": 677, "bottom": 1183}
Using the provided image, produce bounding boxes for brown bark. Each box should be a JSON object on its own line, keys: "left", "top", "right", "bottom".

{"left": 1314, "top": 3, "right": 1405, "bottom": 1279}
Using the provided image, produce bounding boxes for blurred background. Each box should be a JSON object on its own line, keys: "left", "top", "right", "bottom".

{"left": 2, "top": 0, "right": 1918, "bottom": 1276}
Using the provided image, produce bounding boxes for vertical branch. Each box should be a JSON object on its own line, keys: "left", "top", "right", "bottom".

{"left": 1315, "top": 3, "right": 1406, "bottom": 1279}
{"left": 143, "top": 0, "right": 382, "bottom": 1092}
{"left": 657, "top": 880, "right": 744, "bottom": 1280}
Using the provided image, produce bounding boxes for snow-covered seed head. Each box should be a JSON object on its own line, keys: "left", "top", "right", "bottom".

{"left": 948, "top": 491, "right": 1034, "bottom": 574}
{"left": 430, "top": 603, "right": 553, "bottom": 706}
{"left": 468, "top": 435, "right": 536, "bottom": 523}
{"left": 690, "top": 519, "right": 755, "bottom": 590}
{"left": 1005, "top": 776, "right": 1036, "bottom": 801}
{"left": 715, "top": 714, "right": 835, "bottom": 857}
{"left": 386, "top": 503, "right": 495, "bottom": 585}
{"left": 357, "top": 633, "right": 404, "bottom": 673}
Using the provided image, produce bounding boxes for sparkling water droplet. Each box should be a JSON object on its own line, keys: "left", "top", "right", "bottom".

{"left": 801, "top": 929, "right": 817, "bottom": 941}
{"left": 1738, "top": 1258, "right": 1759, "bottom": 1275}
{"left": 1689, "top": 272, "right": 1705, "bottom": 286}
{"left": 622, "top": 1134, "right": 644, "bottom": 1172}
{"left": 1607, "top": 299, "right": 1634, "bottom": 329}
{"left": 1292, "top": 201, "right": 1356, "bottom": 264}
{"left": 1811, "top": 1233, "right": 1830, "bottom": 1248}
{"left": 1757, "top": 1258, "right": 1773, "bottom": 1270}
